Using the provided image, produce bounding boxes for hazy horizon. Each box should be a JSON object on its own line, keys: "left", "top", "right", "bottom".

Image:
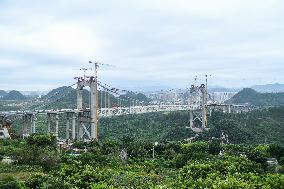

{"left": 1, "top": 82, "right": 284, "bottom": 94}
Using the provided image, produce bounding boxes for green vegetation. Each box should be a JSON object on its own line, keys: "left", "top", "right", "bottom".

{"left": 205, "top": 107, "right": 284, "bottom": 144}
{"left": 99, "top": 111, "right": 193, "bottom": 142}
{"left": 0, "top": 86, "right": 150, "bottom": 111}
{"left": 0, "top": 135, "right": 284, "bottom": 188}
{"left": 8, "top": 107, "right": 284, "bottom": 144}
{"left": 99, "top": 107, "right": 284, "bottom": 145}
{"left": 33, "top": 86, "right": 150, "bottom": 110}
{"left": 228, "top": 88, "right": 284, "bottom": 106}
{"left": 2, "top": 97, "right": 284, "bottom": 188}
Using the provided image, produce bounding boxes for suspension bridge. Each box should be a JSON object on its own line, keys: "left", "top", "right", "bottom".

{"left": 0, "top": 63, "right": 253, "bottom": 140}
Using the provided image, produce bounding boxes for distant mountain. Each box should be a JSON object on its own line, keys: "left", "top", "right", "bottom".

{"left": 0, "top": 90, "right": 7, "bottom": 98}
{"left": 38, "top": 86, "right": 150, "bottom": 109}
{"left": 40, "top": 86, "right": 89, "bottom": 109}
{"left": 251, "top": 83, "right": 284, "bottom": 93}
{"left": 42, "top": 86, "right": 76, "bottom": 101}
{"left": 2, "top": 90, "right": 27, "bottom": 100}
{"left": 227, "top": 88, "right": 284, "bottom": 106}
{"left": 119, "top": 91, "right": 150, "bottom": 104}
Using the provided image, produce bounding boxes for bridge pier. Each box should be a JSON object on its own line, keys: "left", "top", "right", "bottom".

{"left": 90, "top": 77, "right": 98, "bottom": 139}
{"left": 72, "top": 113, "right": 76, "bottom": 139}
{"left": 66, "top": 116, "right": 70, "bottom": 140}
{"left": 65, "top": 111, "right": 76, "bottom": 140}
{"left": 55, "top": 114, "right": 59, "bottom": 138}
{"left": 22, "top": 113, "right": 37, "bottom": 137}
{"left": 189, "top": 110, "right": 193, "bottom": 128}
{"left": 77, "top": 84, "right": 83, "bottom": 110}
{"left": 31, "top": 113, "right": 36, "bottom": 134}
{"left": 22, "top": 114, "right": 28, "bottom": 137}
{"left": 47, "top": 112, "right": 59, "bottom": 139}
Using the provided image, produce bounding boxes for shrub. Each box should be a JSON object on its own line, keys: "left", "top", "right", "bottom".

{"left": 0, "top": 176, "right": 23, "bottom": 189}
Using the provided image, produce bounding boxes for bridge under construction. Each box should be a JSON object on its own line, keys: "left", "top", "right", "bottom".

{"left": 0, "top": 62, "right": 253, "bottom": 140}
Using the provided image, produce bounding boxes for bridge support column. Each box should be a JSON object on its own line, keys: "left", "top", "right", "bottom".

{"left": 189, "top": 110, "right": 193, "bottom": 128}
{"left": 78, "top": 122, "right": 83, "bottom": 140}
{"left": 72, "top": 113, "right": 76, "bottom": 140}
{"left": 22, "top": 113, "right": 35, "bottom": 137}
{"left": 77, "top": 86, "right": 83, "bottom": 110}
{"left": 47, "top": 114, "right": 51, "bottom": 133}
{"left": 66, "top": 116, "right": 70, "bottom": 140}
{"left": 209, "top": 109, "right": 212, "bottom": 117}
{"left": 47, "top": 112, "right": 59, "bottom": 139}
{"left": 22, "top": 115, "right": 28, "bottom": 137}
{"left": 55, "top": 114, "right": 59, "bottom": 139}
{"left": 201, "top": 91, "right": 206, "bottom": 129}
{"left": 90, "top": 77, "right": 98, "bottom": 140}
{"left": 66, "top": 112, "right": 76, "bottom": 140}
{"left": 31, "top": 114, "right": 36, "bottom": 134}
{"left": 76, "top": 113, "right": 81, "bottom": 140}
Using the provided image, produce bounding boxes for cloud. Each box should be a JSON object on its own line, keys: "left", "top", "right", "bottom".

{"left": 0, "top": 0, "right": 283, "bottom": 90}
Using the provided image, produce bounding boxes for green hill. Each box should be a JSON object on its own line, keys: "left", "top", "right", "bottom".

{"left": 36, "top": 86, "right": 150, "bottom": 110}
{"left": 119, "top": 91, "right": 150, "bottom": 104}
{"left": 227, "top": 88, "right": 284, "bottom": 106}
{"left": 99, "top": 107, "right": 284, "bottom": 145}
{"left": 2, "top": 90, "right": 27, "bottom": 100}
{"left": 10, "top": 104, "right": 284, "bottom": 145}
{"left": 38, "top": 87, "right": 138, "bottom": 109}
{"left": 205, "top": 107, "right": 284, "bottom": 145}
{"left": 99, "top": 111, "right": 194, "bottom": 142}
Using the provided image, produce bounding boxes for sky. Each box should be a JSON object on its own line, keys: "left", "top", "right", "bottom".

{"left": 0, "top": 0, "right": 284, "bottom": 91}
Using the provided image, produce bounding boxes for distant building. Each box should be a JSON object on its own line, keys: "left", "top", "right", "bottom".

{"left": 209, "top": 92, "right": 237, "bottom": 103}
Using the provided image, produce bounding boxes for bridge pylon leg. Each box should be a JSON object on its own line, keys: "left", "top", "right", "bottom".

{"left": 72, "top": 113, "right": 76, "bottom": 140}
{"left": 55, "top": 114, "right": 59, "bottom": 139}
{"left": 90, "top": 77, "right": 98, "bottom": 140}
{"left": 31, "top": 114, "right": 36, "bottom": 134}
{"left": 66, "top": 116, "right": 70, "bottom": 140}
{"left": 47, "top": 112, "right": 59, "bottom": 139}
{"left": 22, "top": 115, "right": 27, "bottom": 137}
{"left": 47, "top": 114, "right": 51, "bottom": 133}
{"left": 189, "top": 110, "right": 193, "bottom": 128}
{"left": 22, "top": 114, "right": 33, "bottom": 137}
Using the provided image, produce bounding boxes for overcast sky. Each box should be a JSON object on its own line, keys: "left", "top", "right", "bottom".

{"left": 0, "top": 0, "right": 284, "bottom": 91}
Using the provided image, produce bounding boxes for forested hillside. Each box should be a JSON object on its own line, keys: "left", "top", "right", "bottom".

{"left": 98, "top": 107, "right": 284, "bottom": 145}
{"left": 0, "top": 86, "right": 150, "bottom": 111}
{"left": 39, "top": 86, "right": 90, "bottom": 109}
{"left": 3, "top": 106, "right": 284, "bottom": 188}
{"left": 206, "top": 107, "right": 284, "bottom": 144}
{"left": 99, "top": 111, "right": 194, "bottom": 142}
{"left": 228, "top": 88, "right": 284, "bottom": 106}
{"left": 1, "top": 134, "right": 284, "bottom": 188}
{"left": 37, "top": 86, "right": 149, "bottom": 110}
{"left": 10, "top": 107, "right": 284, "bottom": 145}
